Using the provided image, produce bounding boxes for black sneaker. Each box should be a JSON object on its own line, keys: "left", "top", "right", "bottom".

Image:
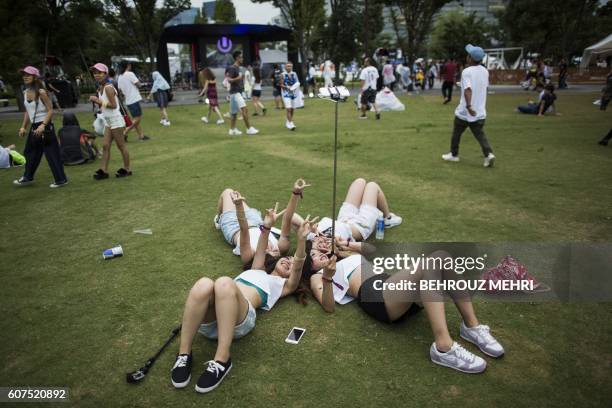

{"left": 598, "top": 139, "right": 608, "bottom": 146}
{"left": 93, "top": 169, "right": 109, "bottom": 180}
{"left": 171, "top": 354, "right": 192, "bottom": 388}
{"left": 138, "top": 135, "right": 151, "bottom": 141}
{"left": 263, "top": 108, "right": 267, "bottom": 116}
{"left": 195, "top": 359, "right": 232, "bottom": 393}
{"left": 375, "top": 113, "right": 381, "bottom": 120}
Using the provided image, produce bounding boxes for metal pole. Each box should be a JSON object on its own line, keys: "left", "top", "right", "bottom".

{"left": 331, "top": 100, "right": 338, "bottom": 254}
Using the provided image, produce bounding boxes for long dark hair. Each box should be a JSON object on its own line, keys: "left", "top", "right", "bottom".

{"left": 203, "top": 67, "right": 215, "bottom": 81}
{"left": 254, "top": 67, "right": 262, "bottom": 83}
{"left": 25, "top": 78, "right": 46, "bottom": 101}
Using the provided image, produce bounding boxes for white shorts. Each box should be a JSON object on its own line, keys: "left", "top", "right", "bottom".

{"left": 198, "top": 300, "right": 256, "bottom": 339}
{"left": 337, "top": 202, "right": 382, "bottom": 240}
{"left": 283, "top": 97, "right": 296, "bottom": 109}
{"left": 104, "top": 115, "right": 126, "bottom": 130}
{"left": 229, "top": 93, "right": 246, "bottom": 115}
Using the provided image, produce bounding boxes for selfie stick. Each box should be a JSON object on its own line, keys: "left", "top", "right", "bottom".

{"left": 317, "top": 86, "right": 350, "bottom": 254}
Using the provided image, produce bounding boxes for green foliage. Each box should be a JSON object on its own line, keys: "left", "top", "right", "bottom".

{"left": 214, "top": 0, "right": 237, "bottom": 23}
{"left": 429, "top": 11, "right": 492, "bottom": 60}
{"left": 497, "top": 0, "right": 610, "bottom": 60}
{"left": 194, "top": 7, "right": 207, "bottom": 24}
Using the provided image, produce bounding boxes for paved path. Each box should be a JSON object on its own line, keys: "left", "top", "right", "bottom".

{"left": 0, "top": 84, "right": 601, "bottom": 121}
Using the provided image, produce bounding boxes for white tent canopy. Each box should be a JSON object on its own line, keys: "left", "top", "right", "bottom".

{"left": 580, "top": 33, "right": 612, "bottom": 71}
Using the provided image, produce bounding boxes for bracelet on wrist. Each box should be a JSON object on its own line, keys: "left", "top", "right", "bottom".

{"left": 292, "top": 190, "right": 303, "bottom": 198}
{"left": 321, "top": 276, "right": 333, "bottom": 283}
{"left": 259, "top": 224, "right": 271, "bottom": 232}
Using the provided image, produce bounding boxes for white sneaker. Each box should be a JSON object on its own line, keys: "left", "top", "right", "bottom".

{"left": 460, "top": 322, "right": 504, "bottom": 358}
{"left": 385, "top": 213, "right": 402, "bottom": 228}
{"left": 216, "top": 119, "right": 225, "bottom": 125}
{"left": 213, "top": 214, "right": 221, "bottom": 230}
{"left": 49, "top": 180, "right": 68, "bottom": 189}
{"left": 223, "top": 112, "right": 231, "bottom": 118}
{"left": 228, "top": 128, "right": 242, "bottom": 136}
{"left": 289, "top": 122, "right": 296, "bottom": 131}
{"left": 442, "top": 152, "right": 459, "bottom": 162}
{"left": 162, "top": 120, "right": 170, "bottom": 126}
{"left": 13, "top": 177, "right": 33, "bottom": 186}
{"left": 286, "top": 120, "right": 292, "bottom": 129}
{"left": 483, "top": 153, "right": 495, "bottom": 168}
{"left": 201, "top": 116, "right": 209, "bottom": 123}
{"left": 430, "top": 342, "right": 487, "bottom": 374}
{"left": 246, "top": 127, "right": 259, "bottom": 135}
{"left": 160, "top": 119, "right": 165, "bottom": 124}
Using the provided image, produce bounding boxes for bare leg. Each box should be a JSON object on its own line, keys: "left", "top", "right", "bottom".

{"left": 343, "top": 178, "right": 367, "bottom": 207}
{"left": 111, "top": 128, "right": 130, "bottom": 170}
{"left": 178, "top": 277, "right": 215, "bottom": 354}
{"left": 241, "top": 107, "right": 251, "bottom": 128}
{"left": 99, "top": 128, "right": 112, "bottom": 173}
{"left": 214, "top": 106, "right": 223, "bottom": 121}
{"left": 230, "top": 114, "right": 237, "bottom": 130}
{"left": 212, "top": 277, "right": 250, "bottom": 362}
{"left": 360, "top": 181, "right": 390, "bottom": 217}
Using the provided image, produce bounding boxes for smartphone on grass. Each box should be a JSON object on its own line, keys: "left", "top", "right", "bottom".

{"left": 285, "top": 327, "right": 306, "bottom": 344}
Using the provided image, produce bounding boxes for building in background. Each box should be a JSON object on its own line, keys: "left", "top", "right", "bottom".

{"left": 437, "top": 0, "right": 506, "bottom": 24}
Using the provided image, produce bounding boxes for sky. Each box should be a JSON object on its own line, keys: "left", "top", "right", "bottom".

{"left": 190, "top": 0, "right": 280, "bottom": 25}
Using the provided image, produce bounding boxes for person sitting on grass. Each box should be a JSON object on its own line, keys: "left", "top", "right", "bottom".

{"left": 0, "top": 144, "right": 25, "bottom": 169}
{"left": 307, "top": 250, "right": 504, "bottom": 374}
{"left": 170, "top": 209, "right": 313, "bottom": 393}
{"left": 517, "top": 84, "right": 557, "bottom": 115}
{"left": 214, "top": 179, "right": 311, "bottom": 264}
{"left": 198, "top": 68, "right": 224, "bottom": 125}
{"left": 89, "top": 63, "right": 131, "bottom": 180}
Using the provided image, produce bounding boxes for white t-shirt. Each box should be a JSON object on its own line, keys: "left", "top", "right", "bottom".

{"left": 359, "top": 66, "right": 379, "bottom": 91}
{"left": 316, "top": 217, "right": 353, "bottom": 240}
{"left": 233, "top": 227, "right": 279, "bottom": 257}
{"left": 455, "top": 65, "right": 488, "bottom": 122}
{"left": 235, "top": 269, "right": 286, "bottom": 311}
{"left": 316, "top": 255, "right": 362, "bottom": 304}
{"left": 118, "top": 71, "right": 142, "bottom": 105}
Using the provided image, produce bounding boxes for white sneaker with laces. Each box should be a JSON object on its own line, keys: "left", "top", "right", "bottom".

{"left": 442, "top": 153, "right": 460, "bottom": 162}
{"left": 216, "top": 119, "right": 225, "bottom": 125}
{"left": 460, "top": 322, "right": 504, "bottom": 358}
{"left": 246, "top": 127, "right": 259, "bottom": 135}
{"left": 430, "top": 342, "right": 487, "bottom": 374}
{"left": 201, "top": 116, "right": 209, "bottom": 123}
{"left": 49, "top": 180, "right": 68, "bottom": 189}
{"left": 213, "top": 214, "right": 221, "bottom": 230}
{"left": 483, "top": 153, "right": 495, "bottom": 168}
{"left": 385, "top": 213, "right": 402, "bottom": 228}
{"left": 228, "top": 128, "right": 242, "bottom": 136}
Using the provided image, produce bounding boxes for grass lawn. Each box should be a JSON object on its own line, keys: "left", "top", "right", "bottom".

{"left": 0, "top": 92, "right": 611, "bottom": 407}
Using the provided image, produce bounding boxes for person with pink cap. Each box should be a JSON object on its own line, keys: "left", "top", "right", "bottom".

{"left": 13, "top": 65, "right": 68, "bottom": 188}
{"left": 89, "top": 62, "right": 131, "bottom": 180}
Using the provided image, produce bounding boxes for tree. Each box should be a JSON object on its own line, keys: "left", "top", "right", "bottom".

{"left": 496, "top": 0, "right": 609, "bottom": 61}
{"left": 194, "top": 8, "right": 207, "bottom": 24}
{"left": 103, "top": 0, "right": 191, "bottom": 71}
{"left": 429, "top": 11, "right": 491, "bottom": 60}
{"left": 254, "top": 0, "right": 325, "bottom": 81}
{"left": 214, "top": 0, "right": 237, "bottom": 23}
{"left": 385, "top": 0, "right": 452, "bottom": 62}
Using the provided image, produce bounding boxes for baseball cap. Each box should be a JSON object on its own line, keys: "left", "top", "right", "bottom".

{"left": 20, "top": 66, "right": 40, "bottom": 77}
{"left": 90, "top": 63, "right": 109, "bottom": 73}
{"left": 465, "top": 44, "right": 485, "bottom": 62}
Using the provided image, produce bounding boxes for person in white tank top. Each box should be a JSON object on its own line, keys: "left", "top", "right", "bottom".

{"left": 89, "top": 63, "right": 131, "bottom": 180}
{"left": 13, "top": 65, "right": 68, "bottom": 188}
{"left": 170, "top": 208, "right": 313, "bottom": 393}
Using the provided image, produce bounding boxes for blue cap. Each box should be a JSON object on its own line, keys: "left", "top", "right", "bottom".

{"left": 465, "top": 44, "right": 485, "bottom": 62}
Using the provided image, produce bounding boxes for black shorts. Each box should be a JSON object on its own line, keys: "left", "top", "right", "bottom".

{"left": 357, "top": 273, "right": 422, "bottom": 324}
{"left": 272, "top": 87, "right": 281, "bottom": 97}
{"left": 252, "top": 89, "right": 262, "bottom": 98}
{"left": 361, "top": 88, "right": 377, "bottom": 106}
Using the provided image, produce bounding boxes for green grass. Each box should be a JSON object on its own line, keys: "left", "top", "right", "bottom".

{"left": 0, "top": 93, "right": 611, "bottom": 407}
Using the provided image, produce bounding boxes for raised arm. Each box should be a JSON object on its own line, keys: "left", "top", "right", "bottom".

{"left": 281, "top": 216, "right": 316, "bottom": 297}
{"left": 252, "top": 203, "right": 286, "bottom": 270}
{"left": 231, "top": 191, "right": 255, "bottom": 263}
{"left": 278, "top": 179, "right": 311, "bottom": 254}
{"left": 310, "top": 256, "right": 337, "bottom": 313}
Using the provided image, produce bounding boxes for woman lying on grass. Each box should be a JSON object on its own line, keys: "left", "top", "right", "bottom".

{"left": 171, "top": 207, "right": 314, "bottom": 393}
{"left": 308, "top": 251, "right": 504, "bottom": 374}
{"left": 214, "top": 179, "right": 310, "bottom": 263}
{"left": 299, "top": 177, "right": 403, "bottom": 272}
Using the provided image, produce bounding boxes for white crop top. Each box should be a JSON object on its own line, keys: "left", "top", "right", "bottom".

{"left": 316, "top": 255, "right": 362, "bottom": 304}
{"left": 98, "top": 84, "right": 122, "bottom": 119}
{"left": 235, "top": 269, "right": 286, "bottom": 311}
{"left": 23, "top": 91, "right": 48, "bottom": 124}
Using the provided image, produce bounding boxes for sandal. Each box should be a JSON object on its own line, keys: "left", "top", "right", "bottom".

{"left": 93, "top": 169, "right": 109, "bottom": 180}
{"left": 116, "top": 168, "right": 133, "bottom": 178}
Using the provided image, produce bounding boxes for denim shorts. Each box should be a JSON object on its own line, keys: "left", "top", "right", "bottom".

{"left": 219, "top": 208, "right": 263, "bottom": 245}
{"left": 229, "top": 93, "right": 246, "bottom": 114}
{"left": 127, "top": 101, "right": 142, "bottom": 117}
{"left": 198, "top": 300, "right": 256, "bottom": 339}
